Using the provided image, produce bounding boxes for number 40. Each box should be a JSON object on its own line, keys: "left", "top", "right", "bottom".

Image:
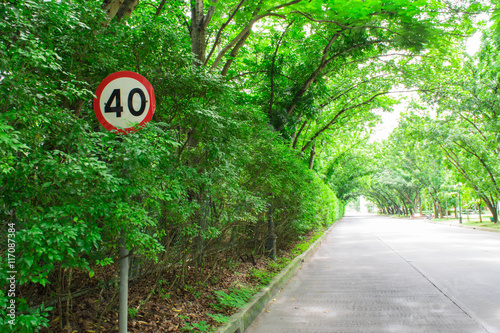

{"left": 105, "top": 88, "right": 146, "bottom": 117}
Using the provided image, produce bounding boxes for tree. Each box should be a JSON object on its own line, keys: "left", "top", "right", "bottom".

{"left": 0, "top": 1, "right": 344, "bottom": 331}
{"left": 407, "top": 29, "right": 500, "bottom": 222}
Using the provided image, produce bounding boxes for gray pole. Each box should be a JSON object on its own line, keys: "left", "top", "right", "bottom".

{"left": 119, "top": 234, "right": 129, "bottom": 333}
{"left": 458, "top": 184, "right": 462, "bottom": 224}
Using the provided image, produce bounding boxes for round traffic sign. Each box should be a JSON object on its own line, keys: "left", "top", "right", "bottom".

{"left": 93, "top": 71, "right": 155, "bottom": 133}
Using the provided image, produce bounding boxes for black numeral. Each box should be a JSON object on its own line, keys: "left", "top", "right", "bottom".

{"left": 104, "top": 88, "right": 147, "bottom": 117}
{"left": 128, "top": 88, "right": 146, "bottom": 116}
{"left": 104, "top": 89, "right": 123, "bottom": 117}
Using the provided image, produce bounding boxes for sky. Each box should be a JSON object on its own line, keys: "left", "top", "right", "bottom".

{"left": 369, "top": 99, "right": 404, "bottom": 142}
{"left": 466, "top": 31, "right": 483, "bottom": 55}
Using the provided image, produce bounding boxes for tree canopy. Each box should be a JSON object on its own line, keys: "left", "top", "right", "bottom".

{"left": 347, "top": 27, "right": 500, "bottom": 222}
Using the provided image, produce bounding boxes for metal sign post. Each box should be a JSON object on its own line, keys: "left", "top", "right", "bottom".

{"left": 94, "top": 71, "right": 155, "bottom": 333}
{"left": 119, "top": 235, "right": 129, "bottom": 333}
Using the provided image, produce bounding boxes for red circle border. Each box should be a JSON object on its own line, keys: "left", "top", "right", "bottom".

{"left": 93, "top": 71, "right": 156, "bottom": 134}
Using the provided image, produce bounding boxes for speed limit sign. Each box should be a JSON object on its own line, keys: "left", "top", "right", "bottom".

{"left": 93, "top": 71, "right": 156, "bottom": 133}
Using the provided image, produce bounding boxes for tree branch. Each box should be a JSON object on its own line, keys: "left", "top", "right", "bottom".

{"left": 269, "top": 20, "right": 295, "bottom": 117}
{"left": 325, "top": 39, "right": 392, "bottom": 63}
{"left": 454, "top": 141, "right": 500, "bottom": 195}
{"left": 209, "top": 0, "right": 301, "bottom": 72}
{"left": 457, "top": 112, "right": 488, "bottom": 142}
{"left": 301, "top": 91, "right": 390, "bottom": 152}
{"left": 291, "top": 11, "right": 417, "bottom": 45}
{"left": 319, "top": 74, "right": 389, "bottom": 109}
{"left": 267, "top": 0, "right": 302, "bottom": 12}
{"left": 155, "top": 0, "right": 166, "bottom": 16}
{"left": 203, "top": 2, "right": 218, "bottom": 30}
{"left": 292, "top": 119, "right": 308, "bottom": 149}
{"left": 221, "top": 29, "right": 252, "bottom": 76}
{"left": 204, "top": 0, "right": 246, "bottom": 66}
{"left": 283, "top": 32, "right": 342, "bottom": 120}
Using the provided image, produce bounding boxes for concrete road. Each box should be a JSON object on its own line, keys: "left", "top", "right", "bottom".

{"left": 245, "top": 214, "right": 500, "bottom": 333}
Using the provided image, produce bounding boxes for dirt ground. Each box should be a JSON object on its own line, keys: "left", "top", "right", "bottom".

{"left": 34, "top": 251, "right": 293, "bottom": 333}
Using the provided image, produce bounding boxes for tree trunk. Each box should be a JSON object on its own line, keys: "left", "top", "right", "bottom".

{"left": 101, "top": 0, "right": 138, "bottom": 26}
{"left": 308, "top": 142, "right": 316, "bottom": 170}
{"left": 191, "top": 0, "right": 207, "bottom": 65}
{"left": 435, "top": 200, "right": 443, "bottom": 218}
{"left": 101, "top": 0, "right": 124, "bottom": 26}
{"left": 115, "top": 0, "right": 139, "bottom": 22}
{"left": 481, "top": 194, "right": 498, "bottom": 223}
{"left": 221, "top": 30, "right": 251, "bottom": 75}
{"left": 190, "top": 1, "right": 217, "bottom": 65}
{"left": 478, "top": 200, "right": 482, "bottom": 223}
{"left": 418, "top": 193, "right": 422, "bottom": 215}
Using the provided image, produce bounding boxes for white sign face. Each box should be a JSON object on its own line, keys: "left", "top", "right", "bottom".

{"left": 93, "top": 71, "right": 155, "bottom": 133}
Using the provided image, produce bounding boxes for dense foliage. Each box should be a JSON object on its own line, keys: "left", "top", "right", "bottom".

{"left": 0, "top": 1, "right": 344, "bottom": 331}
{"left": 0, "top": 0, "right": 488, "bottom": 331}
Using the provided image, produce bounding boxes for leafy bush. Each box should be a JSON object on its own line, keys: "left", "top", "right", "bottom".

{"left": 0, "top": 1, "right": 344, "bottom": 330}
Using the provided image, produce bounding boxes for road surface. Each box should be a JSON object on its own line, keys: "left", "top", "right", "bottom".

{"left": 245, "top": 214, "right": 500, "bottom": 333}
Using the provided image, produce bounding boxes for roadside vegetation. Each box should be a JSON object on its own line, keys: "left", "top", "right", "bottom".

{"left": 464, "top": 220, "right": 500, "bottom": 230}
{"left": 0, "top": 0, "right": 495, "bottom": 331}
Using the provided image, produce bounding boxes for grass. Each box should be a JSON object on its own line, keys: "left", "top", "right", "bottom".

{"left": 431, "top": 216, "right": 500, "bottom": 229}
{"left": 463, "top": 219, "right": 500, "bottom": 229}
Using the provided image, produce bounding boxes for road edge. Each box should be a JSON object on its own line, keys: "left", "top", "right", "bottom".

{"left": 215, "top": 220, "right": 341, "bottom": 333}
{"left": 386, "top": 214, "right": 500, "bottom": 234}
{"left": 426, "top": 220, "right": 500, "bottom": 233}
